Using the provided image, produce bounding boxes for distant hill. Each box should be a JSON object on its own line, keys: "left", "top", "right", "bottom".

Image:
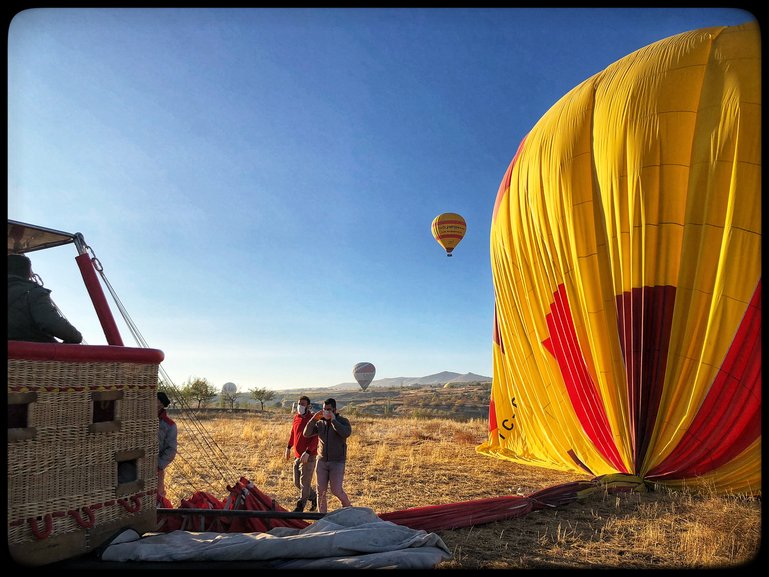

{"left": 330, "top": 371, "right": 492, "bottom": 391}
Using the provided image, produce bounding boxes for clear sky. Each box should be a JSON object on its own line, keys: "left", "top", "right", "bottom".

{"left": 7, "top": 7, "right": 755, "bottom": 391}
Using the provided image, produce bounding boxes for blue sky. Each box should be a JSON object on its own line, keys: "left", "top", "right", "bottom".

{"left": 7, "top": 7, "right": 755, "bottom": 391}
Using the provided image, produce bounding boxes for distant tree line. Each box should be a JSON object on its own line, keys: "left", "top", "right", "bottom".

{"left": 158, "top": 377, "right": 276, "bottom": 411}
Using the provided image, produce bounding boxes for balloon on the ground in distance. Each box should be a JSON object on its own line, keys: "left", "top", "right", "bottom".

{"left": 353, "top": 362, "right": 376, "bottom": 391}
{"left": 221, "top": 382, "right": 237, "bottom": 394}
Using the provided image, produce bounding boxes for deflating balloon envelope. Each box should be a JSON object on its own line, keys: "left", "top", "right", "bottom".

{"left": 478, "top": 22, "right": 761, "bottom": 494}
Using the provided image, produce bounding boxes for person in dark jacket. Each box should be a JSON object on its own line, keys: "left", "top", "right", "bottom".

{"left": 284, "top": 395, "right": 319, "bottom": 512}
{"left": 303, "top": 397, "right": 352, "bottom": 513}
{"left": 8, "top": 253, "right": 82, "bottom": 344}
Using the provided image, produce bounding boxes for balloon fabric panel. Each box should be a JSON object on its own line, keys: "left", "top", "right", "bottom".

{"left": 645, "top": 281, "right": 761, "bottom": 480}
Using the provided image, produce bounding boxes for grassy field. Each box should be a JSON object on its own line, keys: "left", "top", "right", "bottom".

{"left": 165, "top": 410, "right": 761, "bottom": 569}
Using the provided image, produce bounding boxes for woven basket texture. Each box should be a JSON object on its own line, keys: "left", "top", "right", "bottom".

{"left": 8, "top": 358, "right": 159, "bottom": 547}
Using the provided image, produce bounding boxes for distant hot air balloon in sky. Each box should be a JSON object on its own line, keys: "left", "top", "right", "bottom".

{"left": 479, "top": 22, "right": 761, "bottom": 495}
{"left": 353, "top": 362, "right": 376, "bottom": 391}
{"left": 431, "top": 213, "right": 466, "bottom": 257}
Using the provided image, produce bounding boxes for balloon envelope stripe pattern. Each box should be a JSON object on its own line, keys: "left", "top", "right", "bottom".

{"left": 616, "top": 285, "right": 676, "bottom": 470}
{"left": 646, "top": 280, "right": 761, "bottom": 480}
{"left": 542, "top": 284, "right": 628, "bottom": 474}
{"left": 479, "top": 22, "right": 761, "bottom": 494}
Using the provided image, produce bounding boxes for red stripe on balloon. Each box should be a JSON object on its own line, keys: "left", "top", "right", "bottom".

{"left": 567, "top": 449, "right": 595, "bottom": 475}
{"left": 646, "top": 279, "right": 762, "bottom": 480}
{"left": 492, "top": 135, "right": 526, "bottom": 223}
{"left": 543, "top": 284, "right": 628, "bottom": 473}
{"left": 492, "top": 305, "right": 504, "bottom": 353}
{"left": 488, "top": 395, "right": 498, "bottom": 433}
{"left": 616, "top": 285, "right": 676, "bottom": 472}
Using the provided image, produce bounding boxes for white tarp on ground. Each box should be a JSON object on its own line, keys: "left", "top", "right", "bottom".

{"left": 101, "top": 507, "right": 452, "bottom": 569}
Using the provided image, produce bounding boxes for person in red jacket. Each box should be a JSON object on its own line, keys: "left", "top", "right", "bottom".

{"left": 284, "top": 395, "right": 319, "bottom": 512}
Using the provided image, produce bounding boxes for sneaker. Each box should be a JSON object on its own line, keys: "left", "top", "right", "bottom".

{"left": 293, "top": 499, "right": 305, "bottom": 513}
{"left": 308, "top": 496, "right": 317, "bottom": 512}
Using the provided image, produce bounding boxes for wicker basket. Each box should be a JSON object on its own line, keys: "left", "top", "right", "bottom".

{"left": 8, "top": 352, "right": 161, "bottom": 566}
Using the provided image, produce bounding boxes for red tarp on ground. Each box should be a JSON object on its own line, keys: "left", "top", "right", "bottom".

{"left": 157, "top": 477, "right": 310, "bottom": 533}
{"left": 157, "top": 474, "right": 645, "bottom": 534}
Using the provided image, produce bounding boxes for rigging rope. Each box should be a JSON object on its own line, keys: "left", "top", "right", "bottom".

{"left": 91, "top": 252, "right": 239, "bottom": 494}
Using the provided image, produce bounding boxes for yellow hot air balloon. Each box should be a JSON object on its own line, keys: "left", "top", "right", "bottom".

{"left": 479, "top": 22, "right": 761, "bottom": 495}
{"left": 431, "top": 213, "right": 466, "bottom": 257}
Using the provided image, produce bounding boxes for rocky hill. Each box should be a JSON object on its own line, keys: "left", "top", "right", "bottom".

{"left": 330, "top": 371, "right": 491, "bottom": 391}
{"left": 200, "top": 372, "right": 494, "bottom": 420}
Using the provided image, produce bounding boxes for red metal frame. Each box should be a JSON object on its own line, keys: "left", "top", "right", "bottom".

{"left": 75, "top": 252, "right": 124, "bottom": 346}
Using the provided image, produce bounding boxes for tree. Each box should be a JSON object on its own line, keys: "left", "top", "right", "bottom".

{"left": 181, "top": 376, "right": 217, "bottom": 409}
{"left": 220, "top": 385, "right": 240, "bottom": 410}
{"left": 250, "top": 387, "right": 275, "bottom": 411}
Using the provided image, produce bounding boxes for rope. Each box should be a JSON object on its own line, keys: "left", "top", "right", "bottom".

{"left": 117, "top": 495, "right": 142, "bottom": 513}
{"left": 90, "top": 252, "right": 239, "bottom": 494}
{"left": 28, "top": 514, "right": 53, "bottom": 540}
{"left": 68, "top": 506, "right": 95, "bottom": 528}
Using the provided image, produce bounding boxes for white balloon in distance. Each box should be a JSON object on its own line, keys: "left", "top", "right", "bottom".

{"left": 222, "top": 382, "right": 237, "bottom": 394}
{"left": 353, "top": 362, "right": 376, "bottom": 391}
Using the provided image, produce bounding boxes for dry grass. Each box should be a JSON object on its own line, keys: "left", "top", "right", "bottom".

{"left": 165, "top": 411, "right": 761, "bottom": 570}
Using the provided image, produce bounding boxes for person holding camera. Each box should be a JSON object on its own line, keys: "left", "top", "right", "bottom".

{"left": 302, "top": 397, "right": 352, "bottom": 513}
